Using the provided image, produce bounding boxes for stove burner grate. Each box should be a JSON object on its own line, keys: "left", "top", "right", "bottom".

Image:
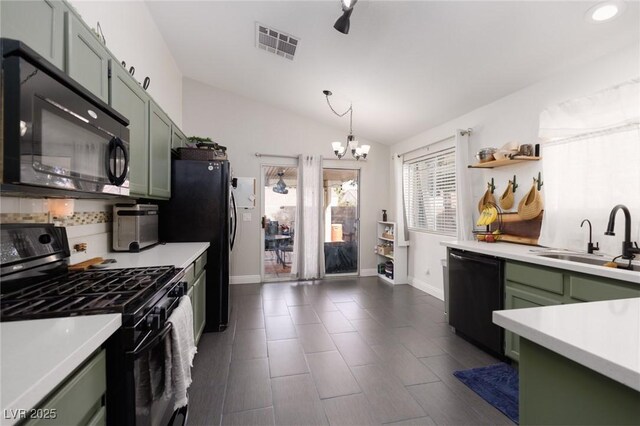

{"left": 0, "top": 266, "right": 178, "bottom": 320}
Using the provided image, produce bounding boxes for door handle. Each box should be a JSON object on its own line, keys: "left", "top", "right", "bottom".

{"left": 261, "top": 216, "right": 266, "bottom": 229}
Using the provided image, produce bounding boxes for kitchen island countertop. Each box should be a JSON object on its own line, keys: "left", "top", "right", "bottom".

{"left": 493, "top": 297, "right": 640, "bottom": 391}
{"left": 441, "top": 240, "right": 639, "bottom": 284}
{"left": 0, "top": 314, "right": 121, "bottom": 426}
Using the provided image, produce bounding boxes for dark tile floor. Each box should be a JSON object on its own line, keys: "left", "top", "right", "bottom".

{"left": 188, "top": 277, "right": 514, "bottom": 426}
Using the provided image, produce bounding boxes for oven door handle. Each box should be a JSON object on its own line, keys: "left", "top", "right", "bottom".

{"left": 126, "top": 322, "right": 172, "bottom": 359}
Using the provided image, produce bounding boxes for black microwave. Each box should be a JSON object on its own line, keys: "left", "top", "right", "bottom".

{"left": 1, "top": 38, "right": 130, "bottom": 197}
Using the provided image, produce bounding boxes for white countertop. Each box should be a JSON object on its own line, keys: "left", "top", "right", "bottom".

{"left": 103, "top": 242, "right": 210, "bottom": 269}
{"left": 441, "top": 240, "right": 639, "bottom": 284}
{"left": 493, "top": 298, "right": 640, "bottom": 391}
{"left": 0, "top": 243, "right": 209, "bottom": 424}
{"left": 0, "top": 315, "right": 121, "bottom": 426}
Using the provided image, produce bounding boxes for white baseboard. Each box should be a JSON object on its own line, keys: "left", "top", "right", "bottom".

{"left": 360, "top": 268, "right": 378, "bottom": 277}
{"left": 230, "top": 275, "right": 261, "bottom": 284}
{"left": 408, "top": 276, "right": 444, "bottom": 301}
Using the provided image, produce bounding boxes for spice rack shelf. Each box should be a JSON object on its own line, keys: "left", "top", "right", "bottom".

{"left": 468, "top": 156, "right": 541, "bottom": 169}
{"left": 375, "top": 221, "right": 408, "bottom": 285}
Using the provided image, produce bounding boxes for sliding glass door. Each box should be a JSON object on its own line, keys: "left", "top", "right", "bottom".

{"left": 323, "top": 168, "right": 360, "bottom": 276}
{"left": 261, "top": 165, "right": 298, "bottom": 281}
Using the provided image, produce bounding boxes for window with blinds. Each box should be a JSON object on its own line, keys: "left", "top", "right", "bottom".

{"left": 403, "top": 147, "right": 457, "bottom": 235}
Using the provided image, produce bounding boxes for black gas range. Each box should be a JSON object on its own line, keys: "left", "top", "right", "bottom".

{"left": 0, "top": 223, "right": 188, "bottom": 426}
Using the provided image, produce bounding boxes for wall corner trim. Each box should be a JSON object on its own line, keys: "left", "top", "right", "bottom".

{"left": 230, "top": 275, "right": 262, "bottom": 284}
{"left": 408, "top": 276, "right": 444, "bottom": 301}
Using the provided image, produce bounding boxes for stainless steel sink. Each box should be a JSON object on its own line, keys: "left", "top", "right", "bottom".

{"left": 536, "top": 253, "right": 637, "bottom": 271}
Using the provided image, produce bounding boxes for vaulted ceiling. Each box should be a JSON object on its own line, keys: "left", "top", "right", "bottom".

{"left": 147, "top": 1, "right": 640, "bottom": 145}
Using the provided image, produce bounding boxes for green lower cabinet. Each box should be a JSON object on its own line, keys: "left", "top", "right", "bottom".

{"left": 0, "top": 0, "right": 66, "bottom": 70}
{"left": 504, "top": 261, "right": 640, "bottom": 362}
{"left": 519, "top": 338, "right": 640, "bottom": 425}
{"left": 25, "top": 349, "right": 106, "bottom": 426}
{"left": 568, "top": 273, "right": 640, "bottom": 302}
{"left": 193, "top": 271, "right": 207, "bottom": 344}
{"left": 504, "top": 284, "right": 562, "bottom": 361}
{"left": 187, "top": 284, "right": 195, "bottom": 338}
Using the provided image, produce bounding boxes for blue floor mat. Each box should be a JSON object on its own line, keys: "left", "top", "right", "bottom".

{"left": 453, "top": 363, "right": 519, "bottom": 424}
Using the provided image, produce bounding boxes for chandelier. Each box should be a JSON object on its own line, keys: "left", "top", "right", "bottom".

{"left": 323, "top": 90, "right": 370, "bottom": 161}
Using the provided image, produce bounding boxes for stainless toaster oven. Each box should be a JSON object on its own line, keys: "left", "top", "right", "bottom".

{"left": 113, "top": 204, "right": 159, "bottom": 252}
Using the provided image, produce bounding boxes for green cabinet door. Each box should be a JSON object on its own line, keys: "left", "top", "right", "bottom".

{"left": 148, "top": 102, "right": 172, "bottom": 199}
{"left": 193, "top": 271, "right": 206, "bottom": 344}
{"left": 568, "top": 273, "right": 640, "bottom": 302}
{"left": 0, "top": 0, "right": 66, "bottom": 70}
{"left": 109, "top": 61, "right": 149, "bottom": 197}
{"left": 65, "top": 12, "right": 109, "bottom": 102}
{"left": 504, "top": 284, "right": 562, "bottom": 362}
{"left": 187, "top": 285, "right": 195, "bottom": 340}
{"left": 171, "top": 124, "right": 187, "bottom": 150}
{"left": 25, "top": 350, "right": 106, "bottom": 426}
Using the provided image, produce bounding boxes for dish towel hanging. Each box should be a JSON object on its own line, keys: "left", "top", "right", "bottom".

{"left": 164, "top": 296, "right": 197, "bottom": 410}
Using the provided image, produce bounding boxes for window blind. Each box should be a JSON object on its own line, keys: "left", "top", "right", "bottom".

{"left": 403, "top": 147, "right": 457, "bottom": 235}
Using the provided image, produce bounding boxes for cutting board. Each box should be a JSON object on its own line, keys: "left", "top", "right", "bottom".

{"left": 69, "top": 257, "right": 104, "bottom": 271}
{"left": 498, "top": 235, "right": 539, "bottom": 246}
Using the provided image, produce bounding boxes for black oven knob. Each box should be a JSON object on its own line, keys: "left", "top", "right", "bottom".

{"left": 169, "top": 282, "right": 187, "bottom": 298}
{"left": 153, "top": 306, "right": 167, "bottom": 321}
{"left": 146, "top": 313, "right": 161, "bottom": 330}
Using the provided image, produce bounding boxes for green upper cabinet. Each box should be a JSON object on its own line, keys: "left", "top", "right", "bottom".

{"left": 171, "top": 124, "right": 187, "bottom": 150}
{"left": 148, "top": 102, "right": 172, "bottom": 199}
{"left": 0, "top": 0, "right": 66, "bottom": 70}
{"left": 65, "top": 11, "right": 109, "bottom": 103}
{"left": 109, "top": 61, "right": 149, "bottom": 197}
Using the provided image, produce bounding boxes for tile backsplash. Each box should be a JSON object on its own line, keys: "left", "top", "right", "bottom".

{"left": 0, "top": 196, "right": 130, "bottom": 264}
{"left": 0, "top": 210, "right": 113, "bottom": 226}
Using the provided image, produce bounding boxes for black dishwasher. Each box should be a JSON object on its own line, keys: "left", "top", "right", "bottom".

{"left": 448, "top": 248, "right": 504, "bottom": 356}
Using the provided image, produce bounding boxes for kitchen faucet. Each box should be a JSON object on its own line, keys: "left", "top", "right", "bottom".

{"left": 604, "top": 204, "right": 640, "bottom": 260}
{"left": 580, "top": 219, "right": 599, "bottom": 254}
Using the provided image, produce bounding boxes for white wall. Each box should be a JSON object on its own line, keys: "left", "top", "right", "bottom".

{"left": 182, "top": 78, "right": 390, "bottom": 283}
{"left": 69, "top": 0, "right": 183, "bottom": 126}
{"left": 390, "top": 43, "right": 640, "bottom": 299}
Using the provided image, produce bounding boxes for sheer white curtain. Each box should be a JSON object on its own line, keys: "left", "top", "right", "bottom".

{"left": 291, "top": 155, "right": 324, "bottom": 280}
{"left": 455, "top": 130, "right": 473, "bottom": 241}
{"left": 393, "top": 153, "right": 409, "bottom": 246}
{"left": 538, "top": 79, "right": 640, "bottom": 255}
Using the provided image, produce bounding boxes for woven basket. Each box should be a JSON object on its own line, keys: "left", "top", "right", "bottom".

{"left": 517, "top": 183, "right": 544, "bottom": 220}
{"left": 499, "top": 181, "right": 514, "bottom": 210}
{"left": 478, "top": 189, "right": 496, "bottom": 213}
{"left": 178, "top": 147, "right": 228, "bottom": 161}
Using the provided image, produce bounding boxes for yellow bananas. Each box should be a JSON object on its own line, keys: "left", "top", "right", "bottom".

{"left": 476, "top": 205, "right": 498, "bottom": 226}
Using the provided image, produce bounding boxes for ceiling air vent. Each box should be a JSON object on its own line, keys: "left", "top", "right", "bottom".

{"left": 256, "top": 23, "right": 299, "bottom": 60}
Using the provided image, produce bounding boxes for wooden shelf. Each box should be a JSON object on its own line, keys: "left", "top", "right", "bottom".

{"left": 468, "top": 156, "right": 541, "bottom": 169}
{"left": 378, "top": 236, "right": 394, "bottom": 242}
{"left": 376, "top": 252, "right": 394, "bottom": 260}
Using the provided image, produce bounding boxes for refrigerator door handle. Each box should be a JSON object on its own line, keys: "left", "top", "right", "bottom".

{"left": 230, "top": 191, "right": 238, "bottom": 251}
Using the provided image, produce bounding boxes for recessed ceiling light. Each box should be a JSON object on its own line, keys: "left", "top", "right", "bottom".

{"left": 586, "top": 1, "right": 624, "bottom": 23}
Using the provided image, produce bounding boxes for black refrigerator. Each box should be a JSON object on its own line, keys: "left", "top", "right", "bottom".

{"left": 159, "top": 159, "right": 237, "bottom": 332}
